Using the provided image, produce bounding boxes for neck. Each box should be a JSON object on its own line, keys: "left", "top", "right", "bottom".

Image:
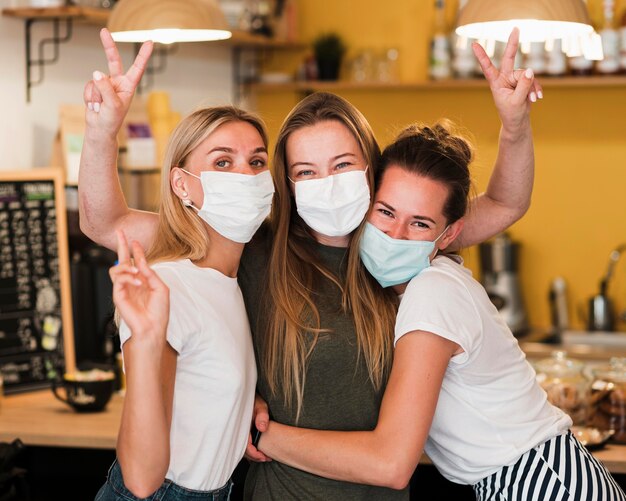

{"left": 192, "top": 226, "right": 245, "bottom": 277}
{"left": 310, "top": 229, "right": 352, "bottom": 248}
{"left": 393, "top": 282, "right": 408, "bottom": 295}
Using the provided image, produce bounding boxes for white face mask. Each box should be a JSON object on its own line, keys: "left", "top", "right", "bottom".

{"left": 290, "top": 169, "right": 371, "bottom": 237}
{"left": 181, "top": 169, "right": 274, "bottom": 244}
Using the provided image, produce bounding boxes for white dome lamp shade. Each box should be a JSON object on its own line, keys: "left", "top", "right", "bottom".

{"left": 108, "top": 0, "right": 232, "bottom": 45}
{"left": 455, "top": 0, "right": 603, "bottom": 60}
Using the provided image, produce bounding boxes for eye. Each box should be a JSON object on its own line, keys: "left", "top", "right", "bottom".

{"left": 334, "top": 161, "right": 352, "bottom": 171}
{"left": 215, "top": 159, "right": 231, "bottom": 169}
{"left": 250, "top": 158, "right": 267, "bottom": 169}
{"left": 376, "top": 207, "right": 393, "bottom": 218}
{"left": 411, "top": 221, "right": 431, "bottom": 230}
{"left": 295, "top": 169, "right": 315, "bottom": 178}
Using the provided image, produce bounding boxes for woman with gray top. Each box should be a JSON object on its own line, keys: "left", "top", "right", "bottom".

{"left": 80, "top": 27, "right": 538, "bottom": 499}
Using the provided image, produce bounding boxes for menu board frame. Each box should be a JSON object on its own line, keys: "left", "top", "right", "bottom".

{"left": 0, "top": 168, "right": 75, "bottom": 393}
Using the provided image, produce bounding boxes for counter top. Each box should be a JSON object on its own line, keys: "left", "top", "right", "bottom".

{"left": 3, "top": 391, "right": 626, "bottom": 474}
{"left": 0, "top": 390, "right": 121, "bottom": 449}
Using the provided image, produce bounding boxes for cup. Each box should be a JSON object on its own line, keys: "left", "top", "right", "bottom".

{"left": 52, "top": 369, "right": 115, "bottom": 412}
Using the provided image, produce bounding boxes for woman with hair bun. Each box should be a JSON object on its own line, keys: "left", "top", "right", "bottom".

{"left": 256, "top": 122, "right": 626, "bottom": 501}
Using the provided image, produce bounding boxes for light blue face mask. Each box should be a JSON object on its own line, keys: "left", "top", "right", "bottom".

{"left": 359, "top": 222, "right": 449, "bottom": 288}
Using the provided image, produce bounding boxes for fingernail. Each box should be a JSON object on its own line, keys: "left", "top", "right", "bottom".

{"left": 87, "top": 102, "right": 93, "bottom": 111}
{"left": 530, "top": 92, "right": 537, "bottom": 103}
{"left": 525, "top": 68, "right": 534, "bottom": 79}
{"left": 94, "top": 102, "right": 101, "bottom": 113}
{"left": 131, "top": 266, "right": 139, "bottom": 274}
{"left": 537, "top": 90, "right": 543, "bottom": 99}
{"left": 133, "top": 279, "right": 142, "bottom": 286}
{"left": 93, "top": 70, "right": 103, "bottom": 81}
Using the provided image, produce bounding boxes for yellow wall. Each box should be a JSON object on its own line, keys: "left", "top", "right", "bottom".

{"left": 255, "top": 0, "right": 626, "bottom": 332}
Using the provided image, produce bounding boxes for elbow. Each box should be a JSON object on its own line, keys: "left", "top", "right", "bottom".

{"left": 124, "top": 478, "right": 163, "bottom": 499}
{"left": 515, "top": 196, "right": 532, "bottom": 221}
{"left": 371, "top": 455, "right": 415, "bottom": 490}
{"left": 381, "top": 462, "right": 414, "bottom": 490}
{"left": 118, "top": 457, "right": 168, "bottom": 499}
{"left": 77, "top": 195, "right": 96, "bottom": 240}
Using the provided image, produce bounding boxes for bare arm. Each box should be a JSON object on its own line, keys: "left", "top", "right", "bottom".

{"left": 258, "top": 331, "right": 457, "bottom": 489}
{"left": 78, "top": 29, "right": 159, "bottom": 251}
{"left": 456, "top": 28, "right": 538, "bottom": 249}
{"left": 110, "top": 233, "right": 175, "bottom": 497}
{"left": 117, "top": 336, "right": 176, "bottom": 497}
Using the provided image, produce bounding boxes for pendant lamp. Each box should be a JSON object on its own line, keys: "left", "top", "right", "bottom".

{"left": 456, "top": 0, "right": 603, "bottom": 60}
{"left": 108, "top": 0, "right": 232, "bottom": 44}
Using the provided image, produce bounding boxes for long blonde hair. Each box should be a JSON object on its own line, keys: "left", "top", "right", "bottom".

{"left": 262, "top": 93, "right": 398, "bottom": 420}
{"left": 146, "top": 106, "right": 268, "bottom": 264}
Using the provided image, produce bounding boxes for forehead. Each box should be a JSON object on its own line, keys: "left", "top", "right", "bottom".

{"left": 376, "top": 166, "right": 448, "bottom": 212}
{"left": 285, "top": 120, "right": 362, "bottom": 161}
{"left": 199, "top": 120, "right": 265, "bottom": 149}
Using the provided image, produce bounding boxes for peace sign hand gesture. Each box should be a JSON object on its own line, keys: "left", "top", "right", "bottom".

{"left": 473, "top": 28, "right": 543, "bottom": 134}
{"left": 110, "top": 230, "right": 170, "bottom": 345}
{"left": 83, "top": 28, "right": 154, "bottom": 137}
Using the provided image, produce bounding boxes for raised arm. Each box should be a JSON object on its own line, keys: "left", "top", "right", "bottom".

{"left": 111, "top": 232, "right": 176, "bottom": 498}
{"left": 258, "top": 331, "right": 457, "bottom": 489}
{"left": 457, "top": 28, "right": 537, "bottom": 248}
{"left": 78, "top": 29, "right": 159, "bottom": 252}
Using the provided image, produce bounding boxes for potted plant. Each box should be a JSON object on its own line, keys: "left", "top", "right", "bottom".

{"left": 312, "top": 33, "right": 347, "bottom": 81}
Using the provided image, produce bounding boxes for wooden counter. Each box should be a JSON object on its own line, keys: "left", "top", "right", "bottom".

{"left": 3, "top": 390, "right": 626, "bottom": 474}
{"left": 0, "top": 390, "right": 121, "bottom": 449}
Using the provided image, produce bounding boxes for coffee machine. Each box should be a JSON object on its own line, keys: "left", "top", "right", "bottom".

{"left": 479, "top": 233, "right": 529, "bottom": 336}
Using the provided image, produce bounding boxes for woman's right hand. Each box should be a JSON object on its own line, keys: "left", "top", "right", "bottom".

{"left": 245, "top": 393, "right": 272, "bottom": 462}
{"left": 110, "top": 230, "right": 170, "bottom": 343}
{"left": 84, "top": 28, "right": 153, "bottom": 137}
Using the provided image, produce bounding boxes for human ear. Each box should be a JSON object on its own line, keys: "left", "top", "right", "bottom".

{"left": 439, "top": 219, "right": 464, "bottom": 251}
{"left": 170, "top": 167, "right": 189, "bottom": 201}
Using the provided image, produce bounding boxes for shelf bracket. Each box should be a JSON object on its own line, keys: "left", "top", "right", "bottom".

{"left": 25, "top": 17, "right": 74, "bottom": 103}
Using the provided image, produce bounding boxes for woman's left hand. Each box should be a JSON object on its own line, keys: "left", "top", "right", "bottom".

{"left": 472, "top": 28, "right": 542, "bottom": 134}
{"left": 110, "top": 230, "right": 170, "bottom": 342}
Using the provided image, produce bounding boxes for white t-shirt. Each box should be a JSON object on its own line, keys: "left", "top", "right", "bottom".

{"left": 119, "top": 259, "right": 257, "bottom": 491}
{"left": 394, "top": 256, "right": 571, "bottom": 485}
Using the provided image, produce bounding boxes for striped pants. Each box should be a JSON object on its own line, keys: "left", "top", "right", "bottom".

{"left": 473, "top": 431, "right": 625, "bottom": 501}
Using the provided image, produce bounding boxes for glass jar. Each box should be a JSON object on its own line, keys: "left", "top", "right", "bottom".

{"left": 535, "top": 351, "right": 590, "bottom": 425}
{"left": 590, "top": 357, "right": 626, "bottom": 444}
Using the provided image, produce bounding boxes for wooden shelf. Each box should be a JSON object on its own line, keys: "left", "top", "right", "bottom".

{"left": 1, "top": 5, "right": 109, "bottom": 24}
{"left": 1, "top": 6, "right": 304, "bottom": 49}
{"left": 251, "top": 75, "right": 626, "bottom": 93}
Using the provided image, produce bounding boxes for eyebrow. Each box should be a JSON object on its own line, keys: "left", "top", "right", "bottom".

{"left": 290, "top": 152, "right": 358, "bottom": 169}
{"left": 377, "top": 201, "right": 437, "bottom": 224}
{"left": 208, "top": 146, "right": 268, "bottom": 155}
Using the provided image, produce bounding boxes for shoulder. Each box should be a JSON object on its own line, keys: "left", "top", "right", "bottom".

{"left": 151, "top": 260, "right": 193, "bottom": 291}
{"left": 396, "top": 256, "right": 483, "bottom": 354}
{"left": 403, "top": 255, "right": 472, "bottom": 300}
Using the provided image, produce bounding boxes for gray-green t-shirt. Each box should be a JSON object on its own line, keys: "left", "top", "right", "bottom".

{"left": 238, "top": 224, "right": 408, "bottom": 500}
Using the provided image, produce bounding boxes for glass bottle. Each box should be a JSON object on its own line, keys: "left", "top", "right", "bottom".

{"left": 452, "top": 0, "right": 476, "bottom": 79}
{"left": 620, "top": 8, "right": 626, "bottom": 72}
{"left": 597, "top": 0, "right": 621, "bottom": 74}
{"left": 429, "top": 0, "right": 452, "bottom": 80}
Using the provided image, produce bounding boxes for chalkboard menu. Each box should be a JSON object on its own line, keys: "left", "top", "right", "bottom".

{"left": 0, "top": 168, "right": 74, "bottom": 394}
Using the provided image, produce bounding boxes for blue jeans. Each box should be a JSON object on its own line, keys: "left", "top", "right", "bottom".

{"left": 95, "top": 460, "right": 233, "bottom": 501}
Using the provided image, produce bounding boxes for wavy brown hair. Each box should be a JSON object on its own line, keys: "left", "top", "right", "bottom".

{"left": 262, "top": 93, "right": 398, "bottom": 420}
{"left": 146, "top": 106, "right": 268, "bottom": 264}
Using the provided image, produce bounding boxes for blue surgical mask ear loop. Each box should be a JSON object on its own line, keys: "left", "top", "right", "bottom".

{"left": 431, "top": 225, "right": 451, "bottom": 258}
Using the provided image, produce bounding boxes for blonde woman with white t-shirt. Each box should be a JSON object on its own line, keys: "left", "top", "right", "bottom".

{"left": 255, "top": 122, "right": 626, "bottom": 501}
{"left": 89, "top": 32, "right": 272, "bottom": 501}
